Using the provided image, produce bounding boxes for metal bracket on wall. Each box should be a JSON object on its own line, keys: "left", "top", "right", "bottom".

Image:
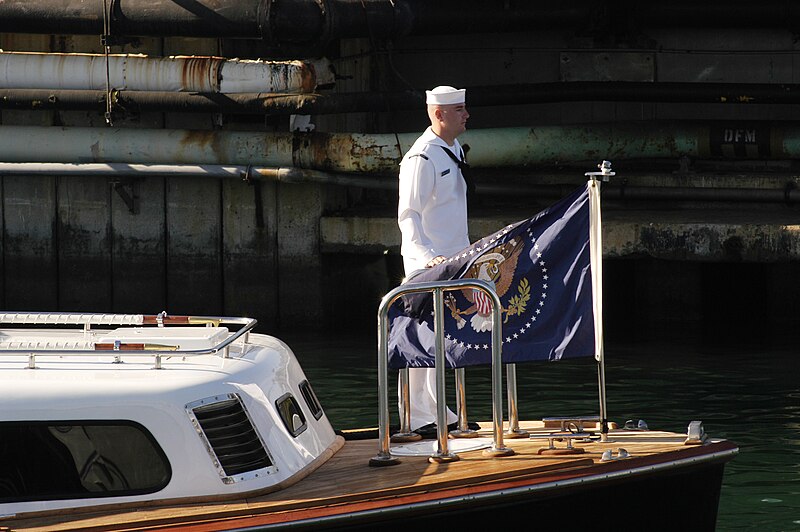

{"left": 677, "top": 155, "right": 693, "bottom": 174}
{"left": 112, "top": 180, "right": 139, "bottom": 214}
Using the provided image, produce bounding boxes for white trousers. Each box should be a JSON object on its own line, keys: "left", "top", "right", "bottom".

{"left": 399, "top": 256, "right": 458, "bottom": 430}
{"left": 400, "top": 367, "right": 458, "bottom": 431}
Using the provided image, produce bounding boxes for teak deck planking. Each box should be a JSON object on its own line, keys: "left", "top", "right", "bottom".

{"left": 2, "top": 421, "right": 734, "bottom": 531}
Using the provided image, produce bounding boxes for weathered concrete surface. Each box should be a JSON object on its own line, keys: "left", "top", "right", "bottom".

{"left": 320, "top": 210, "right": 800, "bottom": 262}
{"left": 603, "top": 212, "right": 800, "bottom": 262}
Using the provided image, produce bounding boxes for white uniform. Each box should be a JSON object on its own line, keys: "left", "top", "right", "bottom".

{"left": 398, "top": 127, "right": 470, "bottom": 276}
{"left": 397, "top": 126, "right": 469, "bottom": 431}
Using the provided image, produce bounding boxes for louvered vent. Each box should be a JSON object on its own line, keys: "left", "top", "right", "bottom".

{"left": 192, "top": 397, "right": 272, "bottom": 477}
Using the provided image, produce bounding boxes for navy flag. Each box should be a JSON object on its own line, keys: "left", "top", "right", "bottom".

{"left": 388, "top": 181, "right": 599, "bottom": 369}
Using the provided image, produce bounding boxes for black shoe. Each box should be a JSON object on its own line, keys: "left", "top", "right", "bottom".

{"left": 413, "top": 421, "right": 481, "bottom": 439}
{"left": 450, "top": 421, "right": 481, "bottom": 431}
{"left": 413, "top": 422, "right": 438, "bottom": 439}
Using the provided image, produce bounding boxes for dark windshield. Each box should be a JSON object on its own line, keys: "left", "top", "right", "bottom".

{"left": 0, "top": 421, "right": 171, "bottom": 502}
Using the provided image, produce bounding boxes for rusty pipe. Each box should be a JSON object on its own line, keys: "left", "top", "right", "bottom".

{"left": 0, "top": 122, "right": 797, "bottom": 173}
{"left": 0, "top": 52, "right": 334, "bottom": 93}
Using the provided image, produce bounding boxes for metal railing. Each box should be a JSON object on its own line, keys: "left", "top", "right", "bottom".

{"left": 0, "top": 312, "right": 256, "bottom": 369}
{"left": 370, "top": 279, "right": 514, "bottom": 466}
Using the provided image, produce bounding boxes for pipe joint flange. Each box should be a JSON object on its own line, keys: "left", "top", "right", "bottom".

{"left": 242, "top": 164, "right": 254, "bottom": 183}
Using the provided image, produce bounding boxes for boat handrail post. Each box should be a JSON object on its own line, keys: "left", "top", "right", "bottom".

{"left": 390, "top": 368, "right": 420, "bottom": 442}
{"left": 369, "top": 286, "right": 402, "bottom": 467}
{"left": 400, "top": 369, "right": 410, "bottom": 432}
{"left": 454, "top": 368, "right": 467, "bottom": 431}
{"left": 504, "top": 363, "right": 528, "bottom": 438}
{"left": 482, "top": 281, "right": 514, "bottom": 458}
{"left": 448, "top": 367, "right": 478, "bottom": 438}
{"left": 429, "top": 286, "right": 459, "bottom": 463}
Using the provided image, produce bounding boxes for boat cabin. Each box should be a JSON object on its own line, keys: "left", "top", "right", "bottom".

{"left": 0, "top": 313, "right": 340, "bottom": 518}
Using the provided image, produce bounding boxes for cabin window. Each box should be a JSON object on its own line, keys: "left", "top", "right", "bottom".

{"left": 275, "top": 393, "right": 307, "bottom": 437}
{"left": 299, "top": 380, "right": 324, "bottom": 420}
{"left": 0, "top": 421, "right": 171, "bottom": 503}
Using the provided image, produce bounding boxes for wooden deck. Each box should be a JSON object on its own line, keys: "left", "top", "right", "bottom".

{"left": 2, "top": 421, "right": 738, "bottom": 531}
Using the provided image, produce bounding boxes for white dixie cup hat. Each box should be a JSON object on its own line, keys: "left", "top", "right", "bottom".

{"left": 425, "top": 85, "right": 466, "bottom": 105}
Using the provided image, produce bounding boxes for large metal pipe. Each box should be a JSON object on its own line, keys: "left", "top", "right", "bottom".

{"left": 0, "top": 52, "right": 334, "bottom": 93}
{"left": 3, "top": 81, "right": 800, "bottom": 115}
{"left": 0, "top": 162, "right": 395, "bottom": 189}
{"left": 0, "top": 1, "right": 794, "bottom": 40}
{"left": 0, "top": 122, "right": 798, "bottom": 172}
{"left": 0, "top": 0, "right": 561, "bottom": 40}
{"left": 0, "top": 161, "right": 796, "bottom": 203}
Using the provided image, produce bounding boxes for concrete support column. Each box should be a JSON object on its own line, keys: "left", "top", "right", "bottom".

{"left": 276, "top": 183, "right": 325, "bottom": 329}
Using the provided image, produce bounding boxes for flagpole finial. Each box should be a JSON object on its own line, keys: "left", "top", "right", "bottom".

{"left": 585, "top": 160, "right": 615, "bottom": 182}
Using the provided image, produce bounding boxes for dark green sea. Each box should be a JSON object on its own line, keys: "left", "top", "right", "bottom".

{"left": 284, "top": 332, "right": 800, "bottom": 532}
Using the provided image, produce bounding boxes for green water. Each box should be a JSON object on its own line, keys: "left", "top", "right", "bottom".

{"left": 284, "top": 332, "right": 799, "bottom": 532}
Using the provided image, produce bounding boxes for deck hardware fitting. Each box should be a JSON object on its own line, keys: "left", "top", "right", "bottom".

{"left": 623, "top": 419, "right": 649, "bottom": 431}
{"left": 530, "top": 431, "right": 592, "bottom": 455}
{"left": 685, "top": 420, "right": 708, "bottom": 445}
{"left": 428, "top": 452, "right": 459, "bottom": 464}
{"left": 543, "top": 415, "right": 601, "bottom": 433}
{"left": 368, "top": 453, "right": 400, "bottom": 467}
{"left": 600, "top": 448, "right": 631, "bottom": 462}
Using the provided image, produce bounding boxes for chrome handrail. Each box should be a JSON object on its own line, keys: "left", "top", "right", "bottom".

{"left": 0, "top": 312, "right": 257, "bottom": 368}
{"left": 370, "top": 279, "right": 514, "bottom": 466}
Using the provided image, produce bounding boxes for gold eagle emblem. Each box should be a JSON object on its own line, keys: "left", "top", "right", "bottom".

{"left": 445, "top": 237, "right": 530, "bottom": 332}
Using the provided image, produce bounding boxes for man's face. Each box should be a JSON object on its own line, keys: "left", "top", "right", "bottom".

{"left": 437, "top": 103, "right": 469, "bottom": 136}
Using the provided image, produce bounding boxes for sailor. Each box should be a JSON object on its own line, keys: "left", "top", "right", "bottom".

{"left": 397, "top": 85, "right": 471, "bottom": 433}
